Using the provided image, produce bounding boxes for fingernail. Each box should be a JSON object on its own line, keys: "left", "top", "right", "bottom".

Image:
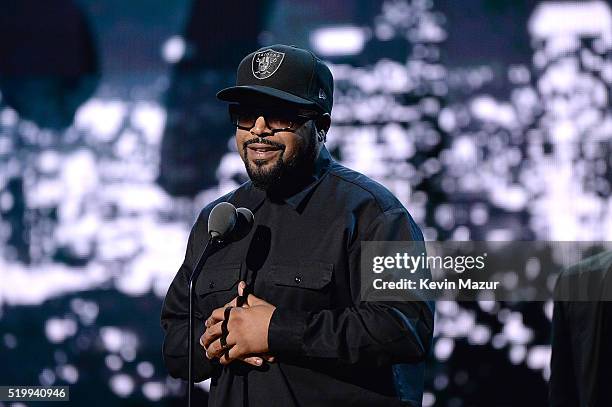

{"left": 255, "top": 358, "right": 262, "bottom": 365}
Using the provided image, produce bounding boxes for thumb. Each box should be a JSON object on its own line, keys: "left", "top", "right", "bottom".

{"left": 237, "top": 281, "right": 269, "bottom": 307}
{"left": 238, "top": 281, "right": 246, "bottom": 297}
{"left": 236, "top": 281, "right": 250, "bottom": 308}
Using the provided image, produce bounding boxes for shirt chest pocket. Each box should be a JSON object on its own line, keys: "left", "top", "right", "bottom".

{"left": 266, "top": 261, "right": 334, "bottom": 310}
{"left": 196, "top": 262, "right": 242, "bottom": 313}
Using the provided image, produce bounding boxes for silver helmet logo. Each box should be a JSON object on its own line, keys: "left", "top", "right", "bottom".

{"left": 252, "top": 49, "right": 285, "bottom": 79}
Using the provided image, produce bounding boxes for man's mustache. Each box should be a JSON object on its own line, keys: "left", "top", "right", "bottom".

{"left": 243, "top": 137, "right": 286, "bottom": 151}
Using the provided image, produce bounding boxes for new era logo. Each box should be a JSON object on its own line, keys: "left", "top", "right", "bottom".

{"left": 318, "top": 89, "right": 327, "bottom": 100}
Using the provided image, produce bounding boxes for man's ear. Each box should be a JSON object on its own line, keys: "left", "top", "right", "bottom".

{"left": 316, "top": 113, "right": 331, "bottom": 134}
{"left": 314, "top": 113, "right": 331, "bottom": 142}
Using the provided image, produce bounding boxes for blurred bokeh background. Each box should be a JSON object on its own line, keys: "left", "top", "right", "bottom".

{"left": 1, "top": 0, "right": 612, "bottom": 405}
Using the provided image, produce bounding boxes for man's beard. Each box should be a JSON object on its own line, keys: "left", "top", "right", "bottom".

{"left": 242, "top": 135, "right": 317, "bottom": 191}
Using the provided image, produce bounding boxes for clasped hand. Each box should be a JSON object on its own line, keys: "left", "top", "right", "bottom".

{"left": 200, "top": 281, "right": 276, "bottom": 367}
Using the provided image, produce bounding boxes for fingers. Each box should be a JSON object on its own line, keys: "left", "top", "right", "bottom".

{"left": 225, "top": 296, "right": 238, "bottom": 308}
{"left": 262, "top": 354, "right": 275, "bottom": 363}
{"left": 206, "top": 331, "right": 236, "bottom": 360}
{"left": 241, "top": 356, "right": 264, "bottom": 367}
{"left": 203, "top": 302, "right": 240, "bottom": 346}
{"left": 201, "top": 330, "right": 271, "bottom": 367}
{"left": 201, "top": 331, "right": 262, "bottom": 367}
{"left": 204, "top": 281, "right": 248, "bottom": 327}
{"left": 203, "top": 307, "right": 235, "bottom": 356}
{"left": 220, "top": 350, "right": 273, "bottom": 367}
{"left": 200, "top": 321, "right": 222, "bottom": 348}
{"left": 200, "top": 286, "right": 275, "bottom": 367}
{"left": 206, "top": 306, "right": 230, "bottom": 328}
{"left": 236, "top": 281, "right": 251, "bottom": 308}
{"left": 220, "top": 344, "right": 245, "bottom": 366}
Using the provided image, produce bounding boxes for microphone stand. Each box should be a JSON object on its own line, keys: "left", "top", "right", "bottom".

{"left": 187, "top": 233, "right": 221, "bottom": 407}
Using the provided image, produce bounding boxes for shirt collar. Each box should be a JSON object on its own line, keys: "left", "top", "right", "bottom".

{"left": 227, "top": 181, "right": 267, "bottom": 214}
{"left": 282, "top": 145, "right": 333, "bottom": 211}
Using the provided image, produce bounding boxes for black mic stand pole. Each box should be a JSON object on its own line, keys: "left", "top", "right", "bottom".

{"left": 187, "top": 233, "right": 220, "bottom": 407}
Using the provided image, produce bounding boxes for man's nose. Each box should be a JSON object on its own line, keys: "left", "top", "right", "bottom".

{"left": 250, "top": 116, "right": 271, "bottom": 137}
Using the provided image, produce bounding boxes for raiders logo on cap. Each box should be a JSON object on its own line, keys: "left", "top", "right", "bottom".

{"left": 252, "top": 49, "right": 285, "bottom": 79}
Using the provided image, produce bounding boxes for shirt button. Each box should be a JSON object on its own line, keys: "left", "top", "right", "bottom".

{"left": 294, "top": 275, "right": 302, "bottom": 284}
{"left": 209, "top": 281, "right": 215, "bottom": 289}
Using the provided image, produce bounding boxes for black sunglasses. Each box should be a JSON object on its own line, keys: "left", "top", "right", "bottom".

{"left": 228, "top": 104, "right": 321, "bottom": 133}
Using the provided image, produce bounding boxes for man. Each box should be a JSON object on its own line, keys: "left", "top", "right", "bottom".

{"left": 549, "top": 250, "right": 612, "bottom": 407}
{"left": 161, "top": 44, "right": 434, "bottom": 407}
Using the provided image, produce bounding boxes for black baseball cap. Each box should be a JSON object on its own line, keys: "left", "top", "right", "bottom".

{"left": 216, "top": 44, "right": 333, "bottom": 114}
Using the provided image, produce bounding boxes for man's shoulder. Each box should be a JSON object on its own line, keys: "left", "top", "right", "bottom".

{"left": 555, "top": 250, "right": 612, "bottom": 302}
{"left": 561, "top": 250, "right": 612, "bottom": 280}
{"left": 325, "top": 161, "right": 424, "bottom": 242}
{"left": 326, "top": 162, "right": 404, "bottom": 214}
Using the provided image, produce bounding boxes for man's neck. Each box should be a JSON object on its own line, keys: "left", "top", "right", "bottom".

{"left": 266, "top": 144, "right": 323, "bottom": 201}
{"left": 266, "top": 162, "right": 316, "bottom": 201}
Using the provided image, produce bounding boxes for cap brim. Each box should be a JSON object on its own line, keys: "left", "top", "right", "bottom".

{"left": 216, "top": 85, "right": 317, "bottom": 109}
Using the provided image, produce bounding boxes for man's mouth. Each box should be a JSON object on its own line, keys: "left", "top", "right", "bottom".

{"left": 245, "top": 141, "right": 284, "bottom": 161}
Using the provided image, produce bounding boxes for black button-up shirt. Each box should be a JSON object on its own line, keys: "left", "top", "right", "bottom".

{"left": 161, "top": 146, "right": 434, "bottom": 407}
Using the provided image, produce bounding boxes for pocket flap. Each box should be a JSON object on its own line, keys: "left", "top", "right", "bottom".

{"left": 198, "top": 262, "right": 242, "bottom": 296}
{"left": 270, "top": 261, "right": 333, "bottom": 290}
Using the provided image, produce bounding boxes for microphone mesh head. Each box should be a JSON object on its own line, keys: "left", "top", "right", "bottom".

{"left": 230, "top": 207, "right": 254, "bottom": 241}
{"left": 236, "top": 207, "right": 254, "bottom": 227}
{"left": 208, "top": 202, "right": 237, "bottom": 239}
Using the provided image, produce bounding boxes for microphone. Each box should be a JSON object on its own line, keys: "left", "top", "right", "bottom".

{"left": 233, "top": 207, "right": 254, "bottom": 241}
{"left": 187, "top": 202, "right": 254, "bottom": 407}
{"left": 208, "top": 202, "right": 238, "bottom": 240}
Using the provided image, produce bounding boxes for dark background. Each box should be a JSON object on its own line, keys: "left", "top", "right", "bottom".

{"left": 1, "top": 0, "right": 611, "bottom": 405}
